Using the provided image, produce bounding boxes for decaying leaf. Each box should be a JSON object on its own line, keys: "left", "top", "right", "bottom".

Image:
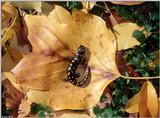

{"left": 2, "top": 79, "right": 24, "bottom": 117}
{"left": 2, "top": 35, "right": 30, "bottom": 72}
{"left": 8, "top": 5, "right": 120, "bottom": 110}
{"left": 2, "top": 2, "right": 31, "bottom": 72}
{"left": 148, "top": 50, "right": 160, "bottom": 69}
{"left": 2, "top": 2, "right": 18, "bottom": 46}
{"left": 113, "top": 23, "right": 148, "bottom": 51}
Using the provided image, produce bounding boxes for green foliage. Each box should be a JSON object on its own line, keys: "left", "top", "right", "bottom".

{"left": 2, "top": 98, "right": 11, "bottom": 117}
{"left": 112, "top": 78, "right": 140, "bottom": 108}
{"left": 93, "top": 106, "right": 126, "bottom": 118}
{"left": 113, "top": 2, "right": 159, "bottom": 32}
{"left": 31, "top": 103, "right": 53, "bottom": 118}
{"left": 113, "top": 2, "right": 159, "bottom": 77}
{"left": 66, "top": 1, "right": 83, "bottom": 10}
{"left": 132, "top": 30, "right": 146, "bottom": 44}
{"left": 124, "top": 45, "right": 157, "bottom": 77}
{"left": 93, "top": 78, "right": 140, "bottom": 117}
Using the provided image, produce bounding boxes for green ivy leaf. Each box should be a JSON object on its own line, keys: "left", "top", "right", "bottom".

{"left": 31, "top": 103, "right": 53, "bottom": 117}
{"left": 38, "top": 110, "right": 45, "bottom": 118}
{"left": 122, "top": 95, "right": 129, "bottom": 105}
{"left": 66, "top": 1, "right": 83, "bottom": 10}
{"left": 132, "top": 30, "right": 146, "bottom": 44}
{"left": 144, "top": 24, "right": 152, "bottom": 32}
{"left": 100, "top": 95, "right": 107, "bottom": 102}
{"left": 93, "top": 106, "right": 104, "bottom": 115}
{"left": 101, "top": 107, "right": 113, "bottom": 117}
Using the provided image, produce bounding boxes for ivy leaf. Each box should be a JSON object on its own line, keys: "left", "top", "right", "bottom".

{"left": 132, "top": 30, "right": 146, "bottom": 44}
{"left": 38, "top": 110, "right": 45, "bottom": 118}
{"left": 100, "top": 95, "right": 107, "bottom": 102}
{"left": 93, "top": 106, "right": 104, "bottom": 116}
{"left": 31, "top": 103, "right": 52, "bottom": 115}
{"left": 144, "top": 24, "right": 152, "bottom": 32}
{"left": 122, "top": 95, "right": 129, "bottom": 105}
{"left": 66, "top": 1, "right": 83, "bottom": 10}
{"left": 101, "top": 107, "right": 113, "bottom": 117}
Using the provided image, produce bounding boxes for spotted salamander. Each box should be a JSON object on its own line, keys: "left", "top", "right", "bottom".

{"left": 64, "top": 45, "right": 90, "bottom": 86}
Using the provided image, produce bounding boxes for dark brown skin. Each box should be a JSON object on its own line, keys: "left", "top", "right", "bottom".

{"left": 64, "top": 45, "right": 90, "bottom": 86}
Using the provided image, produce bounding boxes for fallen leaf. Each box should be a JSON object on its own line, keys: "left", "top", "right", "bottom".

{"left": 2, "top": 48, "right": 22, "bottom": 72}
{"left": 139, "top": 81, "right": 158, "bottom": 117}
{"left": 148, "top": 50, "right": 160, "bottom": 69}
{"left": 125, "top": 80, "right": 158, "bottom": 117}
{"left": 9, "top": 5, "right": 120, "bottom": 111}
{"left": 55, "top": 110, "right": 91, "bottom": 118}
{"left": 103, "top": 2, "right": 118, "bottom": 27}
{"left": 111, "top": 2, "right": 144, "bottom": 6}
{"left": 2, "top": 2, "right": 18, "bottom": 46}
{"left": 12, "top": 2, "right": 42, "bottom": 12}
{"left": 41, "top": 2, "right": 55, "bottom": 15}
{"left": 2, "top": 35, "right": 30, "bottom": 72}
{"left": 113, "top": 23, "right": 147, "bottom": 50}
{"left": 139, "top": 81, "right": 150, "bottom": 117}
{"left": 82, "top": 1, "right": 96, "bottom": 13}
{"left": 17, "top": 97, "right": 31, "bottom": 118}
{"left": 2, "top": 79, "right": 24, "bottom": 117}
{"left": 124, "top": 92, "right": 140, "bottom": 113}
{"left": 2, "top": 2, "right": 31, "bottom": 56}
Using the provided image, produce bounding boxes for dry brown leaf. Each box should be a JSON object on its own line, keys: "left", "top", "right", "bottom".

{"left": 2, "top": 48, "right": 22, "bottom": 72}
{"left": 2, "top": 2, "right": 18, "bottom": 46}
{"left": 2, "top": 79, "right": 24, "bottom": 117}
{"left": 17, "top": 97, "right": 31, "bottom": 118}
{"left": 148, "top": 50, "right": 160, "bottom": 69}
{"left": 2, "top": 35, "right": 30, "bottom": 72}
{"left": 8, "top": 5, "right": 120, "bottom": 111}
{"left": 2, "top": 2, "right": 31, "bottom": 72}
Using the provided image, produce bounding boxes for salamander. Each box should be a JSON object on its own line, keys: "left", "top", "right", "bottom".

{"left": 64, "top": 45, "right": 90, "bottom": 86}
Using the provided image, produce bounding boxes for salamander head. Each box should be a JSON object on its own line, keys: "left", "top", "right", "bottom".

{"left": 76, "top": 45, "right": 85, "bottom": 55}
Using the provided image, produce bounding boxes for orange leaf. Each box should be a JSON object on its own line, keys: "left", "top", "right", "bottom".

{"left": 147, "top": 81, "right": 158, "bottom": 117}
{"left": 124, "top": 92, "right": 140, "bottom": 113}
{"left": 139, "top": 81, "right": 158, "bottom": 117}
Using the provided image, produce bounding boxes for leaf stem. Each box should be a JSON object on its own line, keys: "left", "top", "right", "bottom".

{"left": 120, "top": 75, "right": 160, "bottom": 80}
